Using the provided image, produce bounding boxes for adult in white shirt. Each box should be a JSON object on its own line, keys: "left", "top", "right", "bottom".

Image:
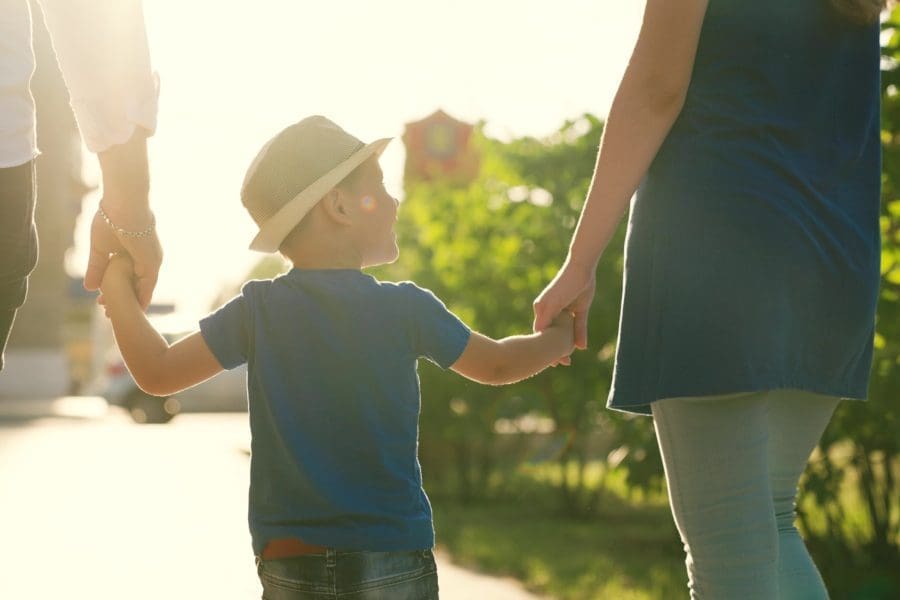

{"left": 0, "top": 0, "right": 162, "bottom": 370}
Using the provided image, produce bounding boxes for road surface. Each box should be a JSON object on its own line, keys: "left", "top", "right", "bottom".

{"left": 0, "top": 398, "right": 542, "bottom": 600}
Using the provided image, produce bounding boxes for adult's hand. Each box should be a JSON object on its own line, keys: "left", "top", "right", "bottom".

{"left": 84, "top": 206, "right": 161, "bottom": 310}
{"left": 82, "top": 129, "right": 162, "bottom": 310}
{"left": 533, "top": 259, "right": 597, "bottom": 351}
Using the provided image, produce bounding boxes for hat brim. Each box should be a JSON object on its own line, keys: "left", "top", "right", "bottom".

{"left": 248, "top": 137, "right": 392, "bottom": 253}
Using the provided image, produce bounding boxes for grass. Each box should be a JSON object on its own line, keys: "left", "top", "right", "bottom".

{"left": 429, "top": 454, "right": 900, "bottom": 599}
{"left": 430, "top": 467, "right": 687, "bottom": 600}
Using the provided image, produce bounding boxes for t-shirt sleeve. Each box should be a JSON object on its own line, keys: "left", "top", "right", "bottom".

{"left": 199, "top": 292, "right": 250, "bottom": 370}
{"left": 404, "top": 284, "right": 471, "bottom": 369}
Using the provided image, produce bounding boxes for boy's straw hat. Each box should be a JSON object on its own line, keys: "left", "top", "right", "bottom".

{"left": 242, "top": 115, "right": 391, "bottom": 253}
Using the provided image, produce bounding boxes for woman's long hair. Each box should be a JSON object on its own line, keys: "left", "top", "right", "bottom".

{"left": 831, "top": 0, "right": 886, "bottom": 24}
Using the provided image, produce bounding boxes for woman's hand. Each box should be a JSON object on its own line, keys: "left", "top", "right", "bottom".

{"left": 83, "top": 130, "right": 162, "bottom": 311}
{"left": 84, "top": 205, "right": 162, "bottom": 311}
{"left": 533, "top": 259, "right": 597, "bottom": 351}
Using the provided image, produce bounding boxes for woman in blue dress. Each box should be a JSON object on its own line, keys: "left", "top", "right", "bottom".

{"left": 533, "top": 0, "right": 883, "bottom": 597}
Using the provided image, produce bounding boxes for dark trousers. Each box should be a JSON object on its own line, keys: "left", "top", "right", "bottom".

{"left": 0, "top": 161, "right": 37, "bottom": 370}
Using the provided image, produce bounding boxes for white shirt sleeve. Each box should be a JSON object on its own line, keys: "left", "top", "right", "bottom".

{"left": 34, "top": 0, "right": 159, "bottom": 153}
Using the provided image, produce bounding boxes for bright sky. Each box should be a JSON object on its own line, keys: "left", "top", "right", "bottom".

{"left": 68, "top": 1, "right": 645, "bottom": 318}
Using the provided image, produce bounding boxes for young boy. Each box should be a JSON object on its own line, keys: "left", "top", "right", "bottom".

{"left": 100, "top": 115, "right": 574, "bottom": 599}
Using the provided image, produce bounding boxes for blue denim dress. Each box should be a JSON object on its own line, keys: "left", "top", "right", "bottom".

{"left": 608, "top": 0, "right": 882, "bottom": 415}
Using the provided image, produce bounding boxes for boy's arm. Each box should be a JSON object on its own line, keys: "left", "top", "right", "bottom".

{"left": 450, "top": 313, "right": 574, "bottom": 386}
{"left": 101, "top": 257, "right": 224, "bottom": 397}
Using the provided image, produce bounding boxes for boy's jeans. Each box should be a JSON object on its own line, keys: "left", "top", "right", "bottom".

{"left": 256, "top": 548, "right": 439, "bottom": 600}
{"left": 0, "top": 161, "right": 38, "bottom": 371}
{"left": 652, "top": 389, "right": 838, "bottom": 599}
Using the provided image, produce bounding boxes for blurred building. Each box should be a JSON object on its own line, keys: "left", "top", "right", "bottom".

{"left": 402, "top": 109, "right": 478, "bottom": 184}
{"left": 0, "top": 3, "right": 90, "bottom": 398}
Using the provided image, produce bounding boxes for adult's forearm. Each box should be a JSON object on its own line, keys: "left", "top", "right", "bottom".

{"left": 98, "top": 131, "right": 151, "bottom": 210}
{"left": 567, "top": 71, "right": 686, "bottom": 271}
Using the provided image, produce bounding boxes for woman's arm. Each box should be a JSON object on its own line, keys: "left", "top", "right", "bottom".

{"left": 101, "top": 257, "right": 224, "bottom": 397}
{"left": 533, "top": 0, "right": 709, "bottom": 346}
{"left": 37, "top": 0, "right": 161, "bottom": 307}
{"left": 450, "top": 313, "right": 574, "bottom": 385}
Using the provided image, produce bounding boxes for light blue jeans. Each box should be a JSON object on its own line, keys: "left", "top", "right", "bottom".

{"left": 651, "top": 389, "right": 840, "bottom": 599}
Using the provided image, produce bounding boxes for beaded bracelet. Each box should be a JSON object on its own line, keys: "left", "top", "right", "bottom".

{"left": 98, "top": 206, "right": 156, "bottom": 238}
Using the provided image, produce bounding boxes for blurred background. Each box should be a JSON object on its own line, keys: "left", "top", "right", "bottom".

{"left": 1, "top": 1, "right": 899, "bottom": 598}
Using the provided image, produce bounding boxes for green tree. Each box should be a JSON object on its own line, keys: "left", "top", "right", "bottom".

{"left": 375, "top": 116, "right": 664, "bottom": 512}
{"left": 797, "top": 8, "right": 900, "bottom": 597}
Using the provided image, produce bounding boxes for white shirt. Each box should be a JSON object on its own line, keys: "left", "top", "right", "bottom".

{"left": 0, "top": 0, "right": 158, "bottom": 168}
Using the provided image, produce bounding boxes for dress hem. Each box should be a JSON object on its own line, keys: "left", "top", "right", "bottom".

{"left": 607, "top": 381, "right": 869, "bottom": 416}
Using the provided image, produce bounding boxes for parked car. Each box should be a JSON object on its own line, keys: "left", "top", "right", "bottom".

{"left": 90, "top": 330, "right": 247, "bottom": 424}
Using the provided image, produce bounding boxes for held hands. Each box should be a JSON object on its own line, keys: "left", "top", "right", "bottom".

{"left": 85, "top": 206, "right": 162, "bottom": 310}
{"left": 102, "top": 252, "right": 135, "bottom": 284}
{"left": 83, "top": 131, "right": 162, "bottom": 311}
{"left": 533, "top": 258, "right": 597, "bottom": 351}
{"left": 547, "top": 310, "right": 577, "bottom": 367}
{"left": 98, "top": 253, "right": 137, "bottom": 316}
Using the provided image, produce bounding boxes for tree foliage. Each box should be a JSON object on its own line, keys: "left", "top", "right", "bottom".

{"left": 374, "top": 116, "right": 664, "bottom": 511}
{"left": 796, "top": 8, "right": 900, "bottom": 597}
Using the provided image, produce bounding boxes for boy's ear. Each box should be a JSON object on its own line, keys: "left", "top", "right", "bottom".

{"left": 320, "top": 188, "right": 354, "bottom": 226}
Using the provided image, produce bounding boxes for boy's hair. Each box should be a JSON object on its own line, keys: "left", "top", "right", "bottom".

{"left": 274, "top": 160, "right": 367, "bottom": 252}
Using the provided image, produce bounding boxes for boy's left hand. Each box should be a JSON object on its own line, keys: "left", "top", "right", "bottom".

{"left": 98, "top": 253, "right": 136, "bottom": 310}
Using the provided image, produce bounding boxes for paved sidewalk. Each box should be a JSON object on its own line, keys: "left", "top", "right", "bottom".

{"left": 0, "top": 394, "right": 109, "bottom": 419}
{"left": 435, "top": 550, "right": 545, "bottom": 599}
{"left": 0, "top": 397, "right": 546, "bottom": 600}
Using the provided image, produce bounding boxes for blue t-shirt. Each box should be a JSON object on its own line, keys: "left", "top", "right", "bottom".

{"left": 608, "top": 0, "right": 881, "bottom": 414}
{"left": 199, "top": 269, "right": 471, "bottom": 554}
